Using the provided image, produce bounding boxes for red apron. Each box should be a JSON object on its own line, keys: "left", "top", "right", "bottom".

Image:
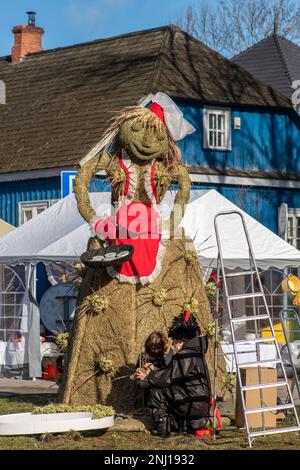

{"left": 100, "top": 152, "right": 165, "bottom": 285}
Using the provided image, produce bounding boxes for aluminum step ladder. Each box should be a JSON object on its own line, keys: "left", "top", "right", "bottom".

{"left": 279, "top": 308, "right": 300, "bottom": 401}
{"left": 212, "top": 210, "right": 300, "bottom": 448}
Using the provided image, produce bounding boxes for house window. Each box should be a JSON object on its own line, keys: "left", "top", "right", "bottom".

{"left": 287, "top": 209, "right": 300, "bottom": 250}
{"left": 19, "top": 200, "right": 57, "bottom": 225}
{"left": 203, "top": 108, "right": 231, "bottom": 150}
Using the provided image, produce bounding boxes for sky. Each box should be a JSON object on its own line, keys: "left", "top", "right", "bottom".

{"left": 0, "top": 0, "right": 197, "bottom": 56}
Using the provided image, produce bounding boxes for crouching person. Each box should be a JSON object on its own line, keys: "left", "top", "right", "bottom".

{"left": 136, "top": 311, "right": 211, "bottom": 437}
{"left": 135, "top": 332, "right": 172, "bottom": 407}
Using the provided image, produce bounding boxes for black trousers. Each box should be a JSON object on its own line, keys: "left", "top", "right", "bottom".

{"left": 147, "top": 386, "right": 210, "bottom": 424}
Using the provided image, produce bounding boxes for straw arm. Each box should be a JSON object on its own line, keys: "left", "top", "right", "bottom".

{"left": 74, "top": 152, "right": 111, "bottom": 223}
{"left": 169, "top": 165, "right": 191, "bottom": 238}
{"left": 174, "top": 165, "right": 191, "bottom": 210}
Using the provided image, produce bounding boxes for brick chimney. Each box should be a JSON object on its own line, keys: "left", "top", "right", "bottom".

{"left": 11, "top": 12, "right": 44, "bottom": 63}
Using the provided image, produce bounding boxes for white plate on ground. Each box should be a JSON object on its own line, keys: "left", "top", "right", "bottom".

{"left": 0, "top": 412, "right": 114, "bottom": 436}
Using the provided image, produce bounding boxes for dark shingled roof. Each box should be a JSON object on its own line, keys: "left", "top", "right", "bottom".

{"left": 0, "top": 25, "right": 292, "bottom": 175}
{"left": 232, "top": 34, "right": 300, "bottom": 99}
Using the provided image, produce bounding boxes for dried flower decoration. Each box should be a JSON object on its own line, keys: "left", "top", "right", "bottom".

{"left": 153, "top": 288, "right": 168, "bottom": 307}
{"left": 185, "top": 250, "right": 198, "bottom": 265}
{"left": 221, "top": 373, "right": 236, "bottom": 395}
{"left": 74, "top": 263, "right": 86, "bottom": 277}
{"left": 97, "top": 356, "right": 114, "bottom": 374}
{"left": 204, "top": 321, "right": 218, "bottom": 338}
{"left": 55, "top": 332, "right": 69, "bottom": 352}
{"left": 184, "top": 297, "right": 199, "bottom": 315}
{"left": 86, "top": 293, "right": 109, "bottom": 315}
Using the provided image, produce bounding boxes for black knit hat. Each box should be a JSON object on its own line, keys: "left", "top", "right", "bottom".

{"left": 168, "top": 311, "right": 200, "bottom": 340}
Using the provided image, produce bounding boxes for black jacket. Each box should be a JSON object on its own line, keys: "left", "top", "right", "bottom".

{"left": 147, "top": 336, "right": 211, "bottom": 418}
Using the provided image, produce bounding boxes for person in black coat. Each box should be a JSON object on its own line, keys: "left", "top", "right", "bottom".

{"left": 137, "top": 310, "right": 211, "bottom": 437}
{"left": 135, "top": 332, "right": 173, "bottom": 406}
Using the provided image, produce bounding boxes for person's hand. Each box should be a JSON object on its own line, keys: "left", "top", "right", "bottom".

{"left": 144, "top": 363, "right": 155, "bottom": 371}
{"left": 40, "top": 336, "right": 46, "bottom": 343}
{"left": 136, "top": 372, "right": 147, "bottom": 381}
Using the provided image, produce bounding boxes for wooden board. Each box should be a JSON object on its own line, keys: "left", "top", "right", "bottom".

{"left": 236, "top": 367, "right": 277, "bottom": 429}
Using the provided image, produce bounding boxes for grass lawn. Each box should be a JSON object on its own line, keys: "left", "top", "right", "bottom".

{"left": 0, "top": 394, "right": 299, "bottom": 450}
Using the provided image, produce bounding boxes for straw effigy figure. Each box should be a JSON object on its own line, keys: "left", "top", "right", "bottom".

{"left": 59, "top": 93, "right": 226, "bottom": 410}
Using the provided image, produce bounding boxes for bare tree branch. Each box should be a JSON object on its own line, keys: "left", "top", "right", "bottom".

{"left": 176, "top": 0, "right": 300, "bottom": 57}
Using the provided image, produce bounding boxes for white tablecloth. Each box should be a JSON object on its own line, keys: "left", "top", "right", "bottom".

{"left": 221, "top": 341, "right": 277, "bottom": 372}
{"left": 40, "top": 342, "right": 61, "bottom": 358}
{"left": 0, "top": 340, "right": 61, "bottom": 369}
{"left": 0, "top": 340, "right": 27, "bottom": 369}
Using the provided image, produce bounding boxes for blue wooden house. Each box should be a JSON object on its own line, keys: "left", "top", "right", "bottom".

{"left": 1, "top": 19, "right": 300, "bottom": 257}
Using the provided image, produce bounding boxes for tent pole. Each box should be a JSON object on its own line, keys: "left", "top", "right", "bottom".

{"left": 32, "top": 263, "right": 36, "bottom": 382}
{"left": 213, "top": 256, "right": 221, "bottom": 440}
{"left": 28, "top": 263, "right": 42, "bottom": 380}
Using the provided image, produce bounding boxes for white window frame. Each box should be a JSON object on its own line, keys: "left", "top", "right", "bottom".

{"left": 203, "top": 107, "right": 232, "bottom": 151}
{"left": 18, "top": 200, "right": 58, "bottom": 226}
{"left": 287, "top": 208, "right": 300, "bottom": 249}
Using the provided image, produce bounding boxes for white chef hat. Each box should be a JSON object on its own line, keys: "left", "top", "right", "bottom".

{"left": 138, "top": 92, "right": 196, "bottom": 141}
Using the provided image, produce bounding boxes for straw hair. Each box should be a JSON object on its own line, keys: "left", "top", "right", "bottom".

{"left": 81, "top": 107, "right": 181, "bottom": 172}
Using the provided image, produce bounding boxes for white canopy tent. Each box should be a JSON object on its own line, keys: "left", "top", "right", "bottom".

{"left": 0, "top": 190, "right": 299, "bottom": 270}
{"left": 182, "top": 190, "right": 300, "bottom": 270}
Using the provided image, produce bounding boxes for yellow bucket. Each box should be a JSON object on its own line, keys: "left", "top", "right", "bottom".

{"left": 281, "top": 275, "right": 300, "bottom": 293}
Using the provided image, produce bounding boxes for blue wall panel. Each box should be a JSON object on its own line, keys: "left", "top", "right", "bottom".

{"left": 191, "top": 183, "right": 300, "bottom": 234}
{"left": 2, "top": 176, "right": 299, "bottom": 235}
{"left": 178, "top": 103, "right": 300, "bottom": 173}
{"left": 0, "top": 177, "right": 61, "bottom": 226}
{"left": 0, "top": 175, "right": 109, "bottom": 227}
